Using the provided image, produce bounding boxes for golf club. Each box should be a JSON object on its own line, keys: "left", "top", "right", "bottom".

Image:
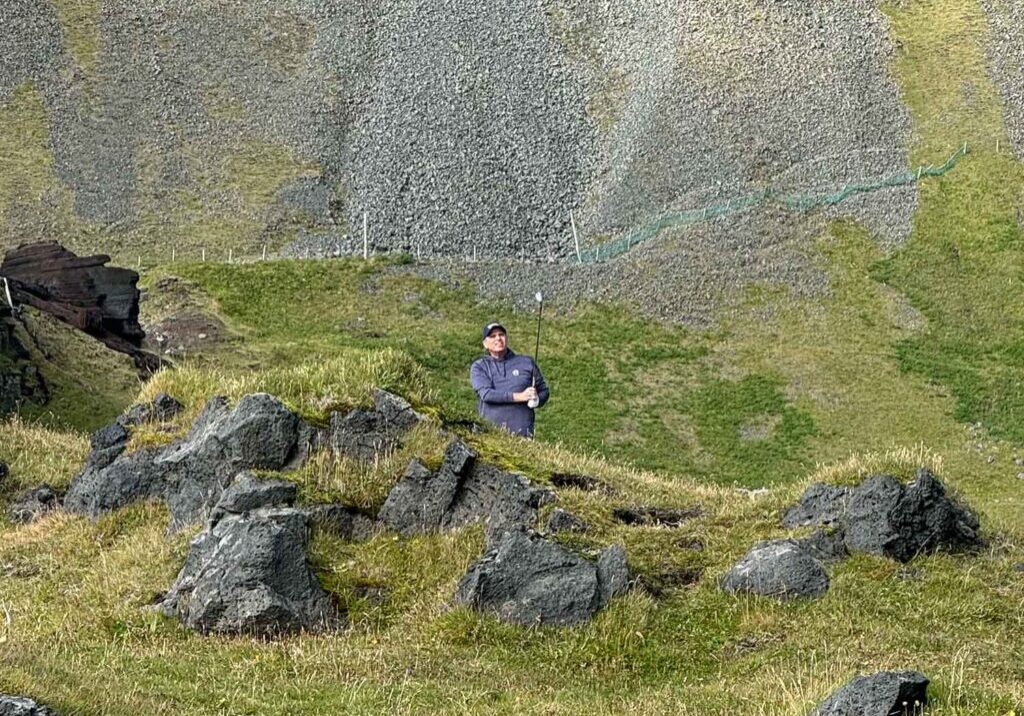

{"left": 529, "top": 291, "right": 543, "bottom": 409}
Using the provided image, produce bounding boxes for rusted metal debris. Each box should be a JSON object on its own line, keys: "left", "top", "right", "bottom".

{"left": 0, "top": 241, "right": 160, "bottom": 374}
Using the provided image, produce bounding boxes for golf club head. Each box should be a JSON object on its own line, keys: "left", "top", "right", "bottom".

{"left": 535, "top": 291, "right": 543, "bottom": 303}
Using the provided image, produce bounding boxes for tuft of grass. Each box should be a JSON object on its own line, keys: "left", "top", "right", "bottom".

{"left": 0, "top": 415, "right": 88, "bottom": 493}
{"left": 50, "top": 0, "right": 103, "bottom": 78}
{"left": 137, "top": 348, "right": 434, "bottom": 428}
{"left": 808, "top": 445, "right": 945, "bottom": 488}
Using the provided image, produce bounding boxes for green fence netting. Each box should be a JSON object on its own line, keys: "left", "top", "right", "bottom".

{"left": 578, "top": 143, "right": 970, "bottom": 263}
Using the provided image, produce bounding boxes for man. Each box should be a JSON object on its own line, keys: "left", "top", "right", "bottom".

{"left": 470, "top": 321, "right": 549, "bottom": 437}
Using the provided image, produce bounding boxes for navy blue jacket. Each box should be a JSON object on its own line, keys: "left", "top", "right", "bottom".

{"left": 470, "top": 349, "right": 549, "bottom": 437}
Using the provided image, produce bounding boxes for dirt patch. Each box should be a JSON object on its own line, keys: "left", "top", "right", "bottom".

{"left": 612, "top": 505, "right": 703, "bottom": 527}
{"left": 550, "top": 472, "right": 615, "bottom": 494}
{"left": 638, "top": 567, "right": 702, "bottom": 597}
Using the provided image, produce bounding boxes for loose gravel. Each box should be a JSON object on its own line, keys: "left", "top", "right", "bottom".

{"left": 3, "top": 0, "right": 916, "bottom": 317}
{"left": 982, "top": 0, "right": 1024, "bottom": 159}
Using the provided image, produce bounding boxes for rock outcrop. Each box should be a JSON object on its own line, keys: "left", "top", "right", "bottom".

{"left": 0, "top": 242, "right": 158, "bottom": 373}
{"left": 120, "top": 392, "right": 184, "bottom": 427}
{"left": 158, "top": 505, "right": 342, "bottom": 637}
{"left": 455, "top": 529, "right": 629, "bottom": 626}
{"left": 0, "top": 695, "right": 59, "bottom": 716}
{"left": 811, "top": 670, "right": 929, "bottom": 716}
{"left": 784, "top": 469, "right": 982, "bottom": 563}
{"left": 328, "top": 389, "right": 424, "bottom": 462}
{"left": 65, "top": 393, "right": 311, "bottom": 529}
{"left": 378, "top": 439, "right": 554, "bottom": 537}
{"left": 720, "top": 539, "right": 830, "bottom": 600}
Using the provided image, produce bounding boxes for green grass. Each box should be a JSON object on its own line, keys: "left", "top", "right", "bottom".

{"left": 0, "top": 411, "right": 1020, "bottom": 715}
{"left": 164, "top": 258, "right": 823, "bottom": 487}
{"left": 12, "top": 308, "right": 142, "bottom": 432}
{"left": 3, "top": 0, "right": 1024, "bottom": 712}
{"left": 873, "top": 0, "right": 1024, "bottom": 444}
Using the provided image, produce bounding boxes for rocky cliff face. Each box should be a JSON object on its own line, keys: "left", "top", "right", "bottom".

{"left": 0, "top": 310, "right": 48, "bottom": 415}
{"left": 1, "top": 1, "right": 921, "bottom": 260}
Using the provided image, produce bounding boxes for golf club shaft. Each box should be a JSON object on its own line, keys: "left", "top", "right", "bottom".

{"left": 533, "top": 298, "right": 543, "bottom": 387}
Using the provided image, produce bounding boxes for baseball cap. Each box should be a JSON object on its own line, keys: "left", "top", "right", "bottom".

{"left": 482, "top": 322, "right": 506, "bottom": 339}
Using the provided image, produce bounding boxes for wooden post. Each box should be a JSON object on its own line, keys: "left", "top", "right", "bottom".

{"left": 363, "top": 212, "right": 369, "bottom": 259}
{"left": 473, "top": 245, "right": 477, "bottom": 262}
{"left": 137, "top": 255, "right": 141, "bottom": 269}
{"left": 171, "top": 247, "right": 176, "bottom": 262}
{"left": 228, "top": 248, "right": 233, "bottom": 264}
{"left": 570, "top": 210, "right": 581, "bottom": 264}
{"left": 202, "top": 247, "right": 206, "bottom": 262}
{"left": 262, "top": 244, "right": 267, "bottom": 261}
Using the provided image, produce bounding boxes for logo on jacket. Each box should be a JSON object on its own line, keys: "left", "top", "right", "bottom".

{"left": 513, "top": 369, "right": 520, "bottom": 376}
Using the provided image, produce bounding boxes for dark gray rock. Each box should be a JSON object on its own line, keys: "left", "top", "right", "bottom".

{"left": 811, "top": 670, "right": 929, "bottom": 716}
{"left": 720, "top": 539, "right": 830, "bottom": 600}
{"left": 797, "top": 528, "right": 850, "bottom": 563}
{"left": 209, "top": 472, "right": 297, "bottom": 525}
{"left": 0, "top": 694, "right": 59, "bottom": 716}
{"left": 546, "top": 507, "right": 588, "bottom": 534}
{"left": 90, "top": 421, "right": 129, "bottom": 452}
{"left": 7, "top": 485, "right": 59, "bottom": 524}
{"left": 64, "top": 447, "right": 164, "bottom": 517}
{"left": 158, "top": 507, "right": 342, "bottom": 637}
{"left": 328, "top": 390, "right": 424, "bottom": 462}
{"left": 782, "top": 470, "right": 983, "bottom": 564}
{"left": 454, "top": 529, "right": 629, "bottom": 626}
{"left": 844, "top": 470, "right": 982, "bottom": 563}
{"left": 65, "top": 393, "right": 310, "bottom": 529}
{"left": 783, "top": 483, "right": 850, "bottom": 528}
{"left": 300, "top": 503, "right": 375, "bottom": 541}
{"left": 378, "top": 440, "right": 554, "bottom": 537}
{"left": 120, "top": 392, "right": 184, "bottom": 427}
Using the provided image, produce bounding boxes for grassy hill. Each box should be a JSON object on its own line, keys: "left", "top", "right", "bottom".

{"left": 1, "top": 0, "right": 1024, "bottom": 713}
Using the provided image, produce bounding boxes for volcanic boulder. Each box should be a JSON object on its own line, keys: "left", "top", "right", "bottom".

{"left": 208, "top": 471, "right": 297, "bottom": 525}
{"left": 329, "top": 389, "right": 424, "bottom": 462}
{"left": 378, "top": 439, "right": 554, "bottom": 537}
{"left": 455, "top": 529, "right": 629, "bottom": 626}
{"left": 65, "top": 393, "right": 311, "bottom": 529}
{"left": 811, "top": 670, "right": 929, "bottom": 716}
{"left": 720, "top": 539, "right": 830, "bottom": 600}
{"left": 120, "top": 392, "right": 184, "bottom": 427}
{"left": 0, "top": 695, "right": 59, "bottom": 716}
{"left": 158, "top": 507, "right": 341, "bottom": 637}
{"left": 786, "top": 469, "right": 982, "bottom": 563}
{"left": 783, "top": 483, "right": 850, "bottom": 528}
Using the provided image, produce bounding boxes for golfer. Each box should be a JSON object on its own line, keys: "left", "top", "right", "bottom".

{"left": 470, "top": 322, "right": 549, "bottom": 437}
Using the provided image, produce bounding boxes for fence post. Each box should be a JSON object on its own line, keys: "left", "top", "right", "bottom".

{"left": 473, "top": 245, "right": 477, "bottom": 262}
{"left": 228, "top": 248, "right": 233, "bottom": 264}
{"left": 363, "top": 212, "right": 369, "bottom": 260}
{"left": 262, "top": 244, "right": 267, "bottom": 261}
{"left": 171, "top": 247, "right": 176, "bottom": 262}
{"left": 202, "top": 247, "right": 206, "bottom": 262}
{"left": 570, "top": 210, "right": 582, "bottom": 264}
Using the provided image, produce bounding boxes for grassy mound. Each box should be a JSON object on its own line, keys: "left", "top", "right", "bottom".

{"left": 0, "top": 356, "right": 1021, "bottom": 714}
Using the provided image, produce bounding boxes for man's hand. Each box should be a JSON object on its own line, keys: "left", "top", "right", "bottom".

{"left": 513, "top": 387, "right": 538, "bottom": 403}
